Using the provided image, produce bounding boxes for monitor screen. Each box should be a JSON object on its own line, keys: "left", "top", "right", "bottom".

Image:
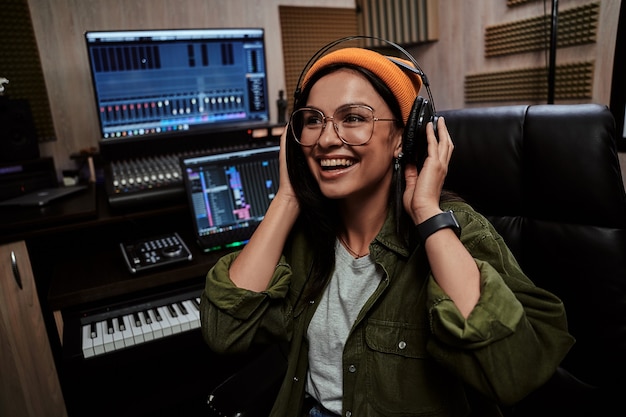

{"left": 84, "top": 28, "right": 270, "bottom": 143}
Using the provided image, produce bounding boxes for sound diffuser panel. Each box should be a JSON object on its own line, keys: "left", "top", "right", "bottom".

{"left": 507, "top": 0, "right": 538, "bottom": 6}
{"left": 356, "top": 0, "right": 438, "bottom": 47}
{"left": 485, "top": 2, "right": 599, "bottom": 57}
{"left": 465, "top": 61, "right": 594, "bottom": 103}
{"left": 279, "top": 6, "right": 358, "bottom": 116}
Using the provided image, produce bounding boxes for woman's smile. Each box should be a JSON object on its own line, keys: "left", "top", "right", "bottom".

{"left": 319, "top": 157, "right": 355, "bottom": 170}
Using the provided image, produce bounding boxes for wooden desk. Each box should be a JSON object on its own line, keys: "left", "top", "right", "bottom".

{"left": 0, "top": 184, "right": 237, "bottom": 417}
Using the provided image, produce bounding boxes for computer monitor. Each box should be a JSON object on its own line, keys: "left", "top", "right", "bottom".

{"left": 84, "top": 28, "right": 270, "bottom": 144}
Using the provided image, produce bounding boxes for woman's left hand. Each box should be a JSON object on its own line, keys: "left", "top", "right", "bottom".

{"left": 402, "top": 116, "right": 454, "bottom": 224}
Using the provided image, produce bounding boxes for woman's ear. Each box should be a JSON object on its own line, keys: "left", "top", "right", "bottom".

{"left": 393, "top": 132, "right": 403, "bottom": 159}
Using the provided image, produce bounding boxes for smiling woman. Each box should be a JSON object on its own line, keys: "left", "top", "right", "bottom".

{"left": 200, "top": 39, "right": 574, "bottom": 417}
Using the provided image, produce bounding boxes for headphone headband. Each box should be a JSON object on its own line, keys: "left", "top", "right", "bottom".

{"left": 293, "top": 35, "right": 435, "bottom": 113}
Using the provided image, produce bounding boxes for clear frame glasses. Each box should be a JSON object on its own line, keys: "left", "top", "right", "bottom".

{"left": 289, "top": 104, "right": 398, "bottom": 147}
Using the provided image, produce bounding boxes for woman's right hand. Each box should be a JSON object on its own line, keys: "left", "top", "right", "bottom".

{"left": 228, "top": 125, "right": 300, "bottom": 292}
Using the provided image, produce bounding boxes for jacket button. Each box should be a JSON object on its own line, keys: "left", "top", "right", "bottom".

{"left": 398, "top": 341, "right": 407, "bottom": 349}
{"left": 348, "top": 364, "right": 356, "bottom": 373}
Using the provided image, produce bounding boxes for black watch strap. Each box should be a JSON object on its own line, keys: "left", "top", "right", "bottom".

{"left": 417, "top": 210, "right": 462, "bottom": 243}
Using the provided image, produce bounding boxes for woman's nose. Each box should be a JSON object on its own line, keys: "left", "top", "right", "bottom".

{"left": 318, "top": 118, "right": 343, "bottom": 147}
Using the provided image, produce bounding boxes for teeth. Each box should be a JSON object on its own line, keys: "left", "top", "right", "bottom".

{"left": 320, "top": 159, "right": 354, "bottom": 167}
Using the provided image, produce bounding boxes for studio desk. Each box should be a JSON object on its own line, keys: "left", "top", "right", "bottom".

{"left": 0, "top": 183, "right": 259, "bottom": 417}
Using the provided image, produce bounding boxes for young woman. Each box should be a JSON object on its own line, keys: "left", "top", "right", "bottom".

{"left": 200, "top": 45, "right": 574, "bottom": 417}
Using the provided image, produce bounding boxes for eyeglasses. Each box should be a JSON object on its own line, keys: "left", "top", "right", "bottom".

{"left": 290, "top": 104, "right": 398, "bottom": 147}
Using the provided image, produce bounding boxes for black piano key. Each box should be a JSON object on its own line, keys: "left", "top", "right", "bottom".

{"left": 166, "top": 304, "right": 178, "bottom": 317}
{"left": 133, "top": 311, "right": 142, "bottom": 327}
{"left": 152, "top": 308, "right": 163, "bottom": 322}
{"left": 177, "top": 302, "right": 188, "bottom": 315}
{"left": 142, "top": 310, "right": 152, "bottom": 324}
{"left": 191, "top": 298, "right": 200, "bottom": 310}
{"left": 90, "top": 322, "right": 97, "bottom": 338}
{"left": 117, "top": 316, "right": 126, "bottom": 331}
{"left": 106, "top": 318, "right": 114, "bottom": 334}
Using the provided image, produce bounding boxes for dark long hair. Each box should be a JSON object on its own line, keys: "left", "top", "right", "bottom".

{"left": 285, "top": 64, "right": 404, "bottom": 301}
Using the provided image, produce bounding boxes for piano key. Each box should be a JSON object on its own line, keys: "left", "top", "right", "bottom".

{"left": 156, "top": 306, "right": 174, "bottom": 336}
{"left": 101, "top": 321, "right": 115, "bottom": 353}
{"left": 106, "top": 318, "right": 114, "bottom": 334}
{"left": 141, "top": 310, "right": 152, "bottom": 324}
{"left": 112, "top": 317, "right": 125, "bottom": 349}
{"left": 82, "top": 324, "right": 95, "bottom": 358}
{"left": 153, "top": 307, "right": 163, "bottom": 322}
{"left": 166, "top": 303, "right": 178, "bottom": 318}
{"left": 121, "top": 315, "right": 135, "bottom": 347}
{"left": 146, "top": 309, "right": 164, "bottom": 339}
{"left": 139, "top": 311, "right": 154, "bottom": 342}
{"left": 140, "top": 309, "right": 159, "bottom": 341}
{"left": 92, "top": 322, "right": 105, "bottom": 356}
{"left": 90, "top": 322, "right": 97, "bottom": 338}
{"left": 130, "top": 314, "right": 145, "bottom": 344}
{"left": 172, "top": 303, "right": 192, "bottom": 331}
{"left": 182, "top": 300, "right": 200, "bottom": 329}
{"left": 117, "top": 316, "right": 126, "bottom": 331}
{"left": 132, "top": 311, "right": 142, "bottom": 327}
{"left": 164, "top": 304, "right": 183, "bottom": 334}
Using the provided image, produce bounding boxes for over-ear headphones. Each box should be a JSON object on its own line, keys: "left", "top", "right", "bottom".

{"left": 293, "top": 35, "right": 438, "bottom": 169}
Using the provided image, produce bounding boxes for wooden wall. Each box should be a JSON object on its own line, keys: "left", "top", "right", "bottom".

{"left": 406, "top": 0, "right": 619, "bottom": 112}
{"left": 25, "top": 0, "right": 620, "bottom": 178}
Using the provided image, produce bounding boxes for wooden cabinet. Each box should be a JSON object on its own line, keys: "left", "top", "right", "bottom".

{"left": 0, "top": 241, "right": 67, "bottom": 417}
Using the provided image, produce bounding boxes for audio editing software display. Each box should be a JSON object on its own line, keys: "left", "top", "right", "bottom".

{"left": 84, "top": 28, "right": 270, "bottom": 142}
{"left": 181, "top": 146, "right": 279, "bottom": 250}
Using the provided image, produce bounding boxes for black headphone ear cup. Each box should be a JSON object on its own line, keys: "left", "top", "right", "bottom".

{"left": 401, "top": 96, "right": 438, "bottom": 170}
{"left": 402, "top": 96, "right": 427, "bottom": 167}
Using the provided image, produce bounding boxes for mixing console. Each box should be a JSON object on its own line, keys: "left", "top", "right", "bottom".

{"left": 104, "top": 153, "right": 185, "bottom": 209}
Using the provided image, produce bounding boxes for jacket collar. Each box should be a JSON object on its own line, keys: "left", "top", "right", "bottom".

{"left": 371, "top": 204, "right": 413, "bottom": 259}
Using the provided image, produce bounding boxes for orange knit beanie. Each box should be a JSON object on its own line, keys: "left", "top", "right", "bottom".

{"left": 301, "top": 47, "right": 423, "bottom": 124}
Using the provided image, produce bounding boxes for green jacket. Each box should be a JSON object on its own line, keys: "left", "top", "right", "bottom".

{"left": 200, "top": 201, "right": 574, "bottom": 417}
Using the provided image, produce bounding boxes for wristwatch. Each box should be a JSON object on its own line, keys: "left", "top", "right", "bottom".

{"left": 417, "top": 210, "right": 462, "bottom": 243}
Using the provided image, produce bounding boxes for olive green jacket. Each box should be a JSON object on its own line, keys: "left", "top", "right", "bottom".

{"left": 200, "top": 201, "right": 575, "bottom": 417}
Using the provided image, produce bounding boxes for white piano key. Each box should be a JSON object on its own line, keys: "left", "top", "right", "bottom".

{"left": 121, "top": 315, "right": 135, "bottom": 347}
{"left": 146, "top": 309, "right": 164, "bottom": 339}
{"left": 82, "top": 324, "right": 95, "bottom": 358}
{"left": 173, "top": 302, "right": 192, "bottom": 332}
{"left": 130, "top": 314, "right": 145, "bottom": 344}
{"left": 92, "top": 321, "right": 105, "bottom": 356}
{"left": 101, "top": 320, "right": 115, "bottom": 353}
{"left": 140, "top": 310, "right": 158, "bottom": 341}
{"left": 182, "top": 300, "right": 200, "bottom": 329}
{"left": 112, "top": 317, "right": 125, "bottom": 350}
{"left": 139, "top": 311, "right": 154, "bottom": 342}
{"left": 156, "top": 306, "right": 174, "bottom": 336}
{"left": 164, "top": 304, "right": 183, "bottom": 334}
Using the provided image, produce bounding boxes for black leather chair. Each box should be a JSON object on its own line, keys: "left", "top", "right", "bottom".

{"left": 441, "top": 104, "right": 626, "bottom": 416}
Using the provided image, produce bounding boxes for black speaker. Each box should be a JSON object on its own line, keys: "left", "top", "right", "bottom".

{"left": 0, "top": 97, "right": 40, "bottom": 163}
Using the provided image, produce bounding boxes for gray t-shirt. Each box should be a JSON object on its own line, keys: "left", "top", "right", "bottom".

{"left": 305, "top": 239, "right": 383, "bottom": 414}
